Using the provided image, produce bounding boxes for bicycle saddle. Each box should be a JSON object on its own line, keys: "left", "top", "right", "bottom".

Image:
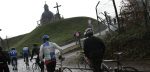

{"left": 114, "top": 52, "right": 123, "bottom": 55}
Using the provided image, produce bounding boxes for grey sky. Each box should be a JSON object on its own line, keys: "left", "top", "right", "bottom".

{"left": 0, "top": 0, "right": 122, "bottom": 39}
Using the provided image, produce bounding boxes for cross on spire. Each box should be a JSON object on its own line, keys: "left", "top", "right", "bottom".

{"left": 54, "top": 2, "right": 61, "bottom": 19}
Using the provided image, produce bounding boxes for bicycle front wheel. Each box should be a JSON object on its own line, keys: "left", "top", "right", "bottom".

{"left": 63, "top": 67, "right": 72, "bottom": 72}
{"left": 121, "top": 67, "right": 139, "bottom": 72}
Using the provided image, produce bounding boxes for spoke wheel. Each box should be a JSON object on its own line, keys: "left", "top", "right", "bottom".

{"left": 62, "top": 67, "right": 72, "bottom": 72}
{"left": 121, "top": 67, "right": 139, "bottom": 72}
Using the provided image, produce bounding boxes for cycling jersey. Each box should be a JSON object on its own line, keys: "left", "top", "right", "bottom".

{"left": 10, "top": 50, "right": 17, "bottom": 58}
{"left": 23, "top": 47, "right": 29, "bottom": 57}
{"left": 39, "top": 41, "right": 62, "bottom": 61}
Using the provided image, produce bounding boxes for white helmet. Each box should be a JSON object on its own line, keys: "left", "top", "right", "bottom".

{"left": 84, "top": 28, "right": 93, "bottom": 37}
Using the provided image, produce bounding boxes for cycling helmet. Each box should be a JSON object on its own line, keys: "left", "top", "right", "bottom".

{"left": 11, "top": 48, "right": 16, "bottom": 50}
{"left": 84, "top": 28, "right": 93, "bottom": 37}
{"left": 42, "top": 35, "right": 49, "bottom": 39}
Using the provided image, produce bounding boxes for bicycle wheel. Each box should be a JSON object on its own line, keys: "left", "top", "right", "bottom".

{"left": 32, "top": 63, "right": 40, "bottom": 71}
{"left": 121, "top": 67, "right": 139, "bottom": 72}
{"left": 62, "top": 67, "right": 72, "bottom": 72}
{"left": 78, "top": 60, "right": 87, "bottom": 69}
{"left": 101, "top": 63, "right": 110, "bottom": 72}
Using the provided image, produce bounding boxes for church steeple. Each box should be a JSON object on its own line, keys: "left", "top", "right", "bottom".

{"left": 44, "top": 2, "right": 49, "bottom": 11}
{"left": 40, "top": 1, "right": 54, "bottom": 25}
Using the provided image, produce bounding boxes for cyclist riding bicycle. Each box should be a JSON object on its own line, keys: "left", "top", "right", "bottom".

{"left": 83, "top": 28, "right": 106, "bottom": 72}
{"left": 10, "top": 48, "right": 18, "bottom": 70}
{"left": 30, "top": 43, "right": 44, "bottom": 72}
{"left": 39, "top": 35, "right": 63, "bottom": 72}
{"left": 23, "top": 46, "right": 30, "bottom": 66}
{"left": 0, "top": 46, "right": 10, "bottom": 72}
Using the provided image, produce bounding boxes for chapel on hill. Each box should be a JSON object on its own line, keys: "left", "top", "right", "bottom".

{"left": 40, "top": 3, "right": 61, "bottom": 25}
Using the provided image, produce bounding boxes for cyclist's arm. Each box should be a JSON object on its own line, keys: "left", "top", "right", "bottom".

{"left": 39, "top": 45, "right": 44, "bottom": 61}
{"left": 30, "top": 48, "right": 35, "bottom": 60}
{"left": 53, "top": 43, "right": 63, "bottom": 55}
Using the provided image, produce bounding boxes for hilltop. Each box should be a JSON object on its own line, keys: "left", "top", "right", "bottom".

{"left": 5, "top": 17, "right": 106, "bottom": 55}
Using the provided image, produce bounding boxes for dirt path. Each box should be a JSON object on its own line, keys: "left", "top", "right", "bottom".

{"left": 62, "top": 50, "right": 150, "bottom": 72}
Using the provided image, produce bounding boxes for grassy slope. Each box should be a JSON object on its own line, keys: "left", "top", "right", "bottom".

{"left": 7, "top": 17, "right": 106, "bottom": 55}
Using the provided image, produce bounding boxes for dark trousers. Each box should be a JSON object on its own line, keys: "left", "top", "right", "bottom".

{"left": 37, "top": 61, "right": 44, "bottom": 72}
{"left": 89, "top": 58, "right": 102, "bottom": 72}
{"left": 45, "top": 61, "right": 56, "bottom": 72}
{"left": 0, "top": 63, "right": 10, "bottom": 72}
{"left": 11, "top": 57, "right": 17, "bottom": 66}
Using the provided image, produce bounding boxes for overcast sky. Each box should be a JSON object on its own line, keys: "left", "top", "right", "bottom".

{"left": 0, "top": 0, "right": 122, "bottom": 39}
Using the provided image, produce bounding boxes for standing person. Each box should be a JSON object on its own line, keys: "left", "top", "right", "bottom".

{"left": 23, "top": 46, "right": 30, "bottom": 66}
{"left": 74, "top": 31, "right": 81, "bottom": 47}
{"left": 83, "top": 28, "right": 105, "bottom": 72}
{"left": 30, "top": 43, "right": 44, "bottom": 72}
{"left": 0, "top": 46, "right": 10, "bottom": 72}
{"left": 9, "top": 48, "right": 18, "bottom": 70}
{"left": 39, "top": 35, "right": 63, "bottom": 72}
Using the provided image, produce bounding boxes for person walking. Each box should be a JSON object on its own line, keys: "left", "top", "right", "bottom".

{"left": 0, "top": 46, "right": 10, "bottom": 72}
{"left": 83, "top": 28, "right": 105, "bottom": 72}
{"left": 39, "top": 35, "right": 63, "bottom": 72}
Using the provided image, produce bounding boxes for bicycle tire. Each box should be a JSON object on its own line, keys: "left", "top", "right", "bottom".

{"left": 121, "top": 67, "right": 139, "bottom": 72}
{"left": 78, "top": 60, "right": 87, "bottom": 69}
{"left": 32, "top": 63, "right": 40, "bottom": 71}
{"left": 101, "top": 63, "right": 110, "bottom": 72}
{"left": 62, "top": 67, "right": 72, "bottom": 72}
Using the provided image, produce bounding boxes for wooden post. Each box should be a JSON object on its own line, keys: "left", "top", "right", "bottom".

{"left": 6, "top": 36, "right": 10, "bottom": 50}
{"left": 112, "top": 0, "right": 120, "bottom": 32}
{"left": 95, "top": 1, "right": 101, "bottom": 35}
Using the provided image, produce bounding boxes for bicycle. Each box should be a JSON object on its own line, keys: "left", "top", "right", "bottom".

{"left": 102, "top": 52, "right": 139, "bottom": 72}
{"left": 77, "top": 51, "right": 108, "bottom": 72}
{"left": 12, "top": 59, "right": 18, "bottom": 71}
{"left": 55, "top": 56, "right": 72, "bottom": 72}
{"left": 31, "top": 58, "right": 41, "bottom": 72}
{"left": 24, "top": 57, "right": 30, "bottom": 70}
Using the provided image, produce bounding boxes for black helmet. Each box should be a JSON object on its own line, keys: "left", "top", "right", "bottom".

{"left": 11, "top": 48, "right": 16, "bottom": 50}
{"left": 84, "top": 28, "right": 93, "bottom": 37}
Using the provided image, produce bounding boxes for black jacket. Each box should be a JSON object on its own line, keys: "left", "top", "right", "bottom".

{"left": 83, "top": 36, "right": 105, "bottom": 59}
{"left": 0, "top": 51, "right": 10, "bottom": 64}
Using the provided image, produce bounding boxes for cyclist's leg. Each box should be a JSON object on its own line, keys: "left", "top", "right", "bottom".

{"left": 90, "top": 58, "right": 102, "bottom": 72}
{"left": 14, "top": 57, "right": 18, "bottom": 70}
{"left": 26, "top": 56, "right": 29, "bottom": 66}
{"left": 0, "top": 63, "right": 4, "bottom": 72}
{"left": 40, "top": 61, "right": 44, "bottom": 72}
{"left": 36, "top": 58, "right": 44, "bottom": 72}
{"left": 3, "top": 63, "right": 10, "bottom": 72}
{"left": 45, "top": 61, "right": 56, "bottom": 72}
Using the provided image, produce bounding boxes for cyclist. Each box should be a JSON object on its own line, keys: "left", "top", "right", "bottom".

{"left": 10, "top": 48, "right": 18, "bottom": 70}
{"left": 83, "top": 28, "right": 105, "bottom": 72}
{"left": 23, "top": 46, "right": 30, "bottom": 66}
{"left": 0, "top": 46, "right": 10, "bottom": 72}
{"left": 39, "top": 35, "right": 63, "bottom": 72}
{"left": 30, "top": 43, "right": 44, "bottom": 72}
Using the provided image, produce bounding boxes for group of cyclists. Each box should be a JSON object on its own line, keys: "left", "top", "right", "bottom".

{"left": 0, "top": 28, "right": 106, "bottom": 72}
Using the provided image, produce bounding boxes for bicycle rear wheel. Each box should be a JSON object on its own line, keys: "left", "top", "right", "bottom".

{"left": 101, "top": 63, "right": 110, "bottom": 72}
{"left": 63, "top": 67, "right": 72, "bottom": 72}
{"left": 121, "top": 67, "right": 139, "bottom": 72}
{"left": 32, "top": 63, "right": 40, "bottom": 72}
{"left": 78, "top": 60, "right": 87, "bottom": 69}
